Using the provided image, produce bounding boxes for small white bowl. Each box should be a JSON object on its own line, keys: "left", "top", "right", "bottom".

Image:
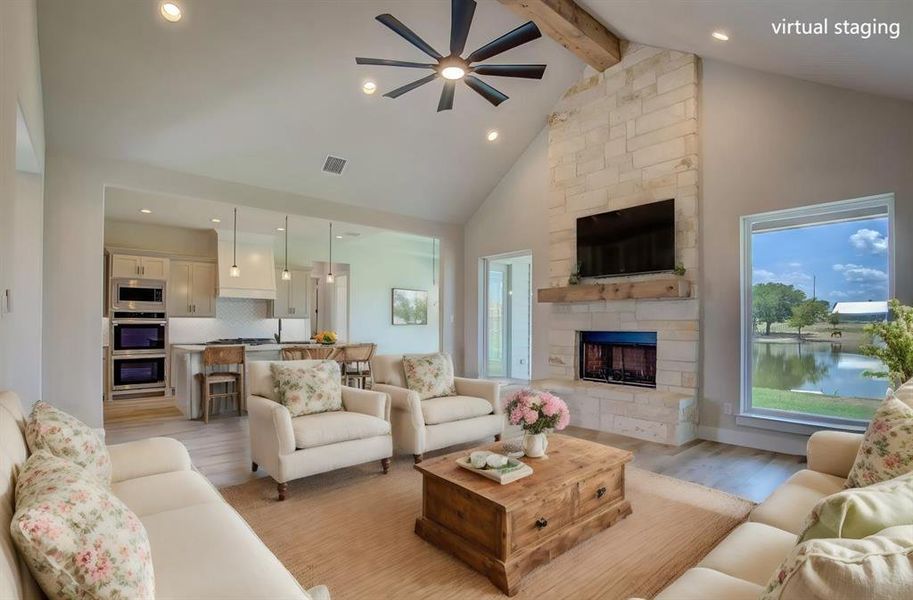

{"left": 470, "top": 451, "right": 490, "bottom": 469}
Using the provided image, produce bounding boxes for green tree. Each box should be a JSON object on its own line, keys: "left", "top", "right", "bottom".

{"left": 829, "top": 311, "right": 841, "bottom": 330}
{"left": 752, "top": 283, "right": 806, "bottom": 335}
{"left": 788, "top": 299, "right": 829, "bottom": 338}
{"left": 860, "top": 299, "right": 913, "bottom": 386}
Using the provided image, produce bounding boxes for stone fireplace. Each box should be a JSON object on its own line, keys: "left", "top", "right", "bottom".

{"left": 579, "top": 331, "right": 657, "bottom": 387}
{"left": 532, "top": 43, "right": 701, "bottom": 446}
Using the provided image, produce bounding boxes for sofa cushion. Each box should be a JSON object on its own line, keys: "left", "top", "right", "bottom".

{"left": 761, "top": 525, "right": 913, "bottom": 600}
{"left": 799, "top": 470, "right": 913, "bottom": 543}
{"left": 112, "top": 470, "right": 223, "bottom": 517}
{"left": 25, "top": 401, "right": 112, "bottom": 486}
{"left": 655, "top": 566, "right": 763, "bottom": 600}
{"left": 141, "top": 503, "right": 310, "bottom": 599}
{"left": 249, "top": 359, "right": 325, "bottom": 401}
{"left": 402, "top": 353, "right": 456, "bottom": 400}
{"left": 271, "top": 361, "right": 342, "bottom": 417}
{"left": 845, "top": 393, "right": 913, "bottom": 488}
{"left": 698, "top": 522, "right": 798, "bottom": 586}
{"left": 291, "top": 411, "right": 391, "bottom": 449}
{"left": 108, "top": 437, "right": 192, "bottom": 483}
{"left": 422, "top": 396, "right": 493, "bottom": 425}
{"left": 11, "top": 450, "right": 155, "bottom": 600}
{"left": 750, "top": 469, "right": 845, "bottom": 535}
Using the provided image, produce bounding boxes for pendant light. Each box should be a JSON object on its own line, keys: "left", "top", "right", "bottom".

{"left": 326, "top": 222, "right": 335, "bottom": 283}
{"left": 229, "top": 208, "right": 241, "bottom": 278}
{"left": 281, "top": 216, "right": 291, "bottom": 281}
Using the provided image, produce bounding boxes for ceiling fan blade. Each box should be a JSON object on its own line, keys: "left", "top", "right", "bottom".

{"left": 355, "top": 57, "right": 436, "bottom": 69}
{"left": 437, "top": 81, "right": 456, "bottom": 112}
{"left": 466, "top": 21, "right": 542, "bottom": 64}
{"left": 471, "top": 64, "right": 546, "bottom": 79}
{"left": 384, "top": 73, "right": 438, "bottom": 99}
{"left": 376, "top": 14, "right": 443, "bottom": 60}
{"left": 450, "top": 0, "right": 477, "bottom": 56}
{"left": 464, "top": 75, "right": 508, "bottom": 107}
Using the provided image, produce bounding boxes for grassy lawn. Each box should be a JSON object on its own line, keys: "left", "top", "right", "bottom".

{"left": 752, "top": 387, "right": 877, "bottom": 421}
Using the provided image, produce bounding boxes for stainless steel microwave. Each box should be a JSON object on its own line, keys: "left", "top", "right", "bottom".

{"left": 111, "top": 278, "right": 166, "bottom": 312}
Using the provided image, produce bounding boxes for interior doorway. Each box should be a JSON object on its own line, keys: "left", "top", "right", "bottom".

{"left": 481, "top": 252, "right": 532, "bottom": 381}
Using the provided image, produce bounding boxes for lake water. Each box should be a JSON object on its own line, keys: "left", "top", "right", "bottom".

{"left": 752, "top": 341, "right": 890, "bottom": 400}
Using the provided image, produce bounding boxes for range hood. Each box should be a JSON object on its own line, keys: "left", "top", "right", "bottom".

{"left": 216, "top": 230, "right": 277, "bottom": 299}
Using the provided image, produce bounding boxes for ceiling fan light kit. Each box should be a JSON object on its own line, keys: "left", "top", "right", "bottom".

{"left": 355, "top": 0, "right": 547, "bottom": 112}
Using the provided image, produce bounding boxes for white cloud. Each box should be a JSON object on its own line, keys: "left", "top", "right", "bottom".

{"left": 788, "top": 262, "right": 802, "bottom": 268}
{"left": 832, "top": 264, "right": 888, "bottom": 283}
{"left": 849, "top": 228, "right": 888, "bottom": 254}
{"left": 753, "top": 269, "right": 776, "bottom": 283}
{"left": 828, "top": 290, "right": 849, "bottom": 299}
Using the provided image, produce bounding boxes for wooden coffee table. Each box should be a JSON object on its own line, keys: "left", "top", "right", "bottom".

{"left": 414, "top": 434, "right": 633, "bottom": 596}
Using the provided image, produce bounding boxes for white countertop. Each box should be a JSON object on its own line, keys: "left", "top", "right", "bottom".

{"left": 172, "top": 343, "right": 339, "bottom": 352}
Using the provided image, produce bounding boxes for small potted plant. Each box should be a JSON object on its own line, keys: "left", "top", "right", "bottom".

{"left": 504, "top": 389, "right": 570, "bottom": 458}
{"left": 568, "top": 261, "right": 583, "bottom": 286}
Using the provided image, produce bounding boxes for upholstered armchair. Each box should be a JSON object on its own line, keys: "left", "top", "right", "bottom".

{"left": 247, "top": 360, "right": 393, "bottom": 500}
{"left": 369, "top": 354, "right": 503, "bottom": 463}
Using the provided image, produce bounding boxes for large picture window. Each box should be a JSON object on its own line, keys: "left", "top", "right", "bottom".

{"left": 740, "top": 195, "right": 894, "bottom": 428}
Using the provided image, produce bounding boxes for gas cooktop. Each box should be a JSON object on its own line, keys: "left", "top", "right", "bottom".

{"left": 205, "top": 338, "right": 274, "bottom": 346}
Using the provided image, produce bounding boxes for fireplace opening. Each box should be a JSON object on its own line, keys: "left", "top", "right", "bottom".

{"left": 578, "top": 331, "right": 657, "bottom": 388}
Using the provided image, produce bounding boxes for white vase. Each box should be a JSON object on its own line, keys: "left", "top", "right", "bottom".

{"left": 523, "top": 432, "right": 549, "bottom": 458}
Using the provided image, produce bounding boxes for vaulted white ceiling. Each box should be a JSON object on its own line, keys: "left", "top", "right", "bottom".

{"left": 37, "top": 0, "right": 585, "bottom": 224}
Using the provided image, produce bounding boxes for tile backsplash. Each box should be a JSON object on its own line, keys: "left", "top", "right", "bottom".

{"left": 169, "top": 298, "right": 308, "bottom": 343}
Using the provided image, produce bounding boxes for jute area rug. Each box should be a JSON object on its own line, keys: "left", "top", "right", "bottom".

{"left": 220, "top": 457, "right": 753, "bottom": 600}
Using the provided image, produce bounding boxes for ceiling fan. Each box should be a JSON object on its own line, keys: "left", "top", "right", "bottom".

{"left": 355, "top": 0, "right": 546, "bottom": 112}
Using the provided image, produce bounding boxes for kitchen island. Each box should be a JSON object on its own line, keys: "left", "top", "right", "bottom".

{"left": 171, "top": 342, "right": 345, "bottom": 419}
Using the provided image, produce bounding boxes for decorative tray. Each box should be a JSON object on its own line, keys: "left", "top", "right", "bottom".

{"left": 456, "top": 456, "right": 533, "bottom": 485}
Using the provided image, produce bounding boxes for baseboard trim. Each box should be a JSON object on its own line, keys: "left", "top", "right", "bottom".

{"left": 698, "top": 425, "right": 808, "bottom": 456}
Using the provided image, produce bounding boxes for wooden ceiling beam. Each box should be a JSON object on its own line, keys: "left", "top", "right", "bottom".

{"left": 498, "top": 0, "right": 622, "bottom": 71}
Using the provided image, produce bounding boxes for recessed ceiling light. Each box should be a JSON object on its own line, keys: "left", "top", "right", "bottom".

{"left": 140, "top": 209, "right": 152, "bottom": 214}
{"left": 276, "top": 227, "right": 285, "bottom": 231}
{"left": 441, "top": 66, "right": 466, "bottom": 80}
{"left": 211, "top": 218, "right": 221, "bottom": 223}
{"left": 487, "top": 130, "right": 499, "bottom": 142}
{"left": 160, "top": 2, "right": 182, "bottom": 22}
{"left": 362, "top": 81, "right": 377, "bottom": 95}
{"left": 336, "top": 235, "right": 343, "bottom": 239}
{"left": 711, "top": 31, "right": 729, "bottom": 41}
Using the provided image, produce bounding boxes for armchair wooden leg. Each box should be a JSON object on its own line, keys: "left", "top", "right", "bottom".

{"left": 495, "top": 434, "right": 502, "bottom": 442}
{"left": 277, "top": 482, "right": 288, "bottom": 501}
{"left": 381, "top": 458, "right": 390, "bottom": 474}
{"left": 413, "top": 454, "right": 423, "bottom": 464}
{"left": 251, "top": 461, "right": 258, "bottom": 472}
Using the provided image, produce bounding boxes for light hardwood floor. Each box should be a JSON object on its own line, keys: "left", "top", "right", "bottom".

{"left": 103, "top": 397, "right": 804, "bottom": 502}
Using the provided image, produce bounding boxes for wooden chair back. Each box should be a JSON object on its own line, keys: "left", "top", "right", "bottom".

{"left": 280, "top": 346, "right": 311, "bottom": 361}
{"left": 202, "top": 345, "right": 245, "bottom": 370}
{"left": 305, "top": 346, "right": 340, "bottom": 360}
{"left": 342, "top": 343, "right": 376, "bottom": 363}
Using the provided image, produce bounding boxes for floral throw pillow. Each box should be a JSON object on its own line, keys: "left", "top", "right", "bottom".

{"left": 271, "top": 360, "right": 342, "bottom": 417}
{"left": 402, "top": 353, "right": 456, "bottom": 400}
{"left": 11, "top": 451, "right": 155, "bottom": 600}
{"left": 845, "top": 393, "right": 913, "bottom": 488}
{"left": 25, "top": 401, "right": 112, "bottom": 487}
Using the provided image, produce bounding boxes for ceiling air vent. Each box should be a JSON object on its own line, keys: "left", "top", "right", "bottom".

{"left": 322, "top": 155, "right": 347, "bottom": 175}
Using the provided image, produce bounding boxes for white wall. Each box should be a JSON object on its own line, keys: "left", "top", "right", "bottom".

{"left": 700, "top": 59, "right": 913, "bottom": 452}
{"left": 105, "top": 219, "right": 216, "bottom": 259}
{"left": 44, "top": 154, "right": 462, "bottom": 426}
{"left": 0, "top": 0, "right": 44, "bottom": 408}
{"left": 464, "top": 129, "right": 550, "bottom": 379}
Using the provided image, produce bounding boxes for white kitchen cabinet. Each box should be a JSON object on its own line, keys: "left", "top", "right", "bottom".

{"left": 110, "top": 254, "right": 170, "bottom": 280}
{"left": 169, "top": 261, "right": 217, "bottom": 317}
{"left": 269, "top": 268, "right": 310, "bottom": 318}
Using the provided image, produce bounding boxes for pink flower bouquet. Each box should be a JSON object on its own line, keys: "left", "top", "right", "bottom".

{"left": 505, "top": 389, "right": 570, "bottom": 435}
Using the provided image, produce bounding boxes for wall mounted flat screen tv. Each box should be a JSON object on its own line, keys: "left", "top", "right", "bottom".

{"left": 576, "top": 199, "right": 675, "bottom": 278}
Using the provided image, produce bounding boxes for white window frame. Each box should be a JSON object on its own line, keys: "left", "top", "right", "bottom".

{"left": 738, "top": 193, "right": 895, "bottom": 433}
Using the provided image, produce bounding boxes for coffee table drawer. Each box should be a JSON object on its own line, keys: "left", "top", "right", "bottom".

{"left": 577, "top": 467, "right": 623, "bottom": 518}
{"left": 510, "top": 487, "right": 574, "bottom": 551}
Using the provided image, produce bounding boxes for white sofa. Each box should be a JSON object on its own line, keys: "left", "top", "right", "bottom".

{"left": 246, "top": 360, "right": 393, "bottom": 500}
{"left": 655, "top": 429, "right": 865, "bottom": 599}
{"left": 369, "top": 354, "right": 503, "bottom": 462}
{"left": 0, "top": 391, "right": 327, "bottom": 600}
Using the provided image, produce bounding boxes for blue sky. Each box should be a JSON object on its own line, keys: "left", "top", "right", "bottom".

{"left": 752, "top": 217, "right": 889, "bottom": 306}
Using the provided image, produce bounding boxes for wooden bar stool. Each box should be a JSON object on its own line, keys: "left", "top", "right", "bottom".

{"left": 303, "top": 346, "right": 340, "bottom": 360}
{"left": 279, "top": 346, "right": 311, "bottom": 360}
{"left": 197, "top": 345, "right": 245, "bottom": 423}
{"left": 341, "top": 343, "right": 376, "bottom": 389}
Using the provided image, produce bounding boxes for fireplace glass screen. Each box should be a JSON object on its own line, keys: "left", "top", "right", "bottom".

{"left": 579, "top": 331, "right": 657, "bottom": 387}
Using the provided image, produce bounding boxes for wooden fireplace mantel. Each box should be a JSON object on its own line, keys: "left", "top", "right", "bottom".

{"left": 537, "top": 277, "right": 691, "bottom": 303}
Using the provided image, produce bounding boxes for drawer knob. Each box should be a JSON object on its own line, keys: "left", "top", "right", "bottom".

{"left": 535, "top": 517, "right": 548, "bottom": 529}
{"left": 596, "top": 486, "right": 607, "bottom": 499}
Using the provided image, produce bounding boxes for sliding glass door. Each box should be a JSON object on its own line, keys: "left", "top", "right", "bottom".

{"left": 482, "top": 253, "right": 532, "bottom": 380}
